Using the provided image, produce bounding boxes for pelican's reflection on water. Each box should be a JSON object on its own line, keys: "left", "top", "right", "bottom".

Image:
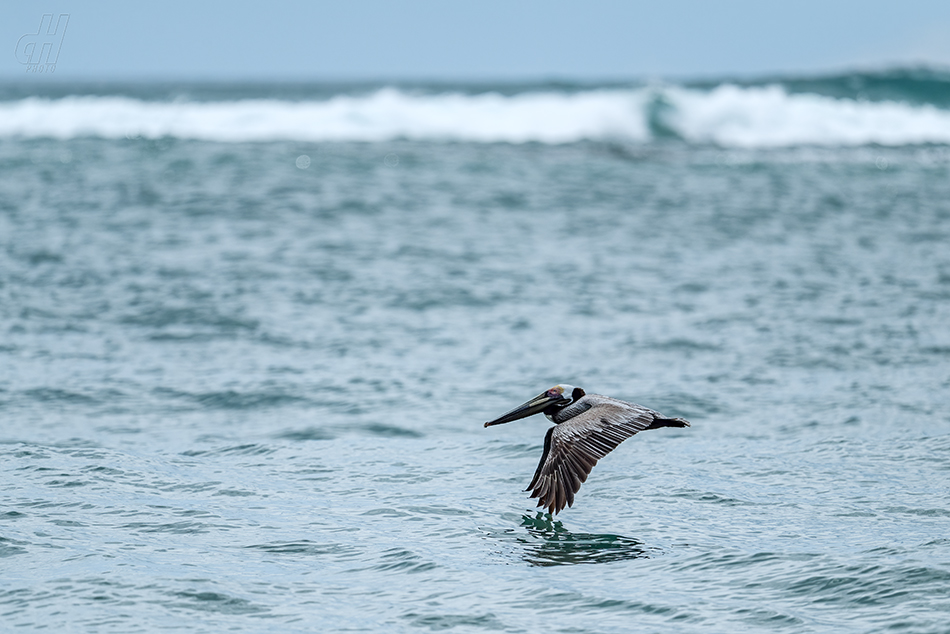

{"left": 506, "top": 512, "right": 658, "bottom": 566}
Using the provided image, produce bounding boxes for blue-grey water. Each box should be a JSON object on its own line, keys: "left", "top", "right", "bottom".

{"left": 2, "top": 73, "right": 950, "bottom": 632}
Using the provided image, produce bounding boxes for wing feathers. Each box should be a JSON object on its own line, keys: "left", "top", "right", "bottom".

{"left": 526, "top": 395, "right": 684, "bottom": 514}
{"left": 525, "top": 427, "right": 555, "bottom": 492}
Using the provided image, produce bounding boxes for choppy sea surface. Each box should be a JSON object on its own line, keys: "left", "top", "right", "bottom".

{"left": 2, "top": 69, "right": 950, "bottom": 633}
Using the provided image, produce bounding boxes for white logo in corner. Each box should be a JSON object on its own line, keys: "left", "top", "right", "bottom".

{"left": 15, "top": 14, "right": 70, "bottom": 74}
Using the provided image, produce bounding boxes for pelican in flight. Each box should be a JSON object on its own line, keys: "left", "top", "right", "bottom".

{"left": 484, "top": 385, "right": 690, "bottom": 514}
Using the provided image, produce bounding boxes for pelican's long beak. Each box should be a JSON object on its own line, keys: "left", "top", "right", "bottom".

{"left": 484, "top": 391, "right": 569, "bottom": 427}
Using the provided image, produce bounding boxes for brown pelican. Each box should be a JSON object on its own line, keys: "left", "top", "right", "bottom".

{"left": 484, "top": 384, "right": 690, "bottom": 514}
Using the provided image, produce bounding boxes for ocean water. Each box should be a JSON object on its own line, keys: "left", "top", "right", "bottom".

{"left": 2, "top": 69, "right": 950, "bottom": 633}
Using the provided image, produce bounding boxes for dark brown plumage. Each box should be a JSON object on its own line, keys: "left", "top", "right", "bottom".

{"left": 484, "top": 385, "right": 690, "bottom": 514}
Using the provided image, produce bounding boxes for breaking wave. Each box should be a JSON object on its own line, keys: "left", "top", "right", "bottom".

{"left": 3, "top": 83, "right": 950, "bottom": 147}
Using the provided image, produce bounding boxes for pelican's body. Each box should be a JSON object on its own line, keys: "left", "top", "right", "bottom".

{"left": 484, "top": 384, "right": 690, "bottom": 514}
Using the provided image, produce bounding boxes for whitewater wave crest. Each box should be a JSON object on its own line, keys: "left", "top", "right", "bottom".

{"left": 2, "top": 85, "right": 950, "bottom": 147}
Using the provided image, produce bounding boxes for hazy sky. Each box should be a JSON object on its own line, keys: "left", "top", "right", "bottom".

{"left": 3, "top": 0, "right": 950, "bottom": 80}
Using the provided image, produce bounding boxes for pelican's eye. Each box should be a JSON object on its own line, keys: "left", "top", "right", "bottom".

{"left": 547, "top": 387, "right": 564, "bottom": 398}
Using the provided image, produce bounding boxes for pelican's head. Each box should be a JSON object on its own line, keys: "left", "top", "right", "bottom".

{"left": 484, "top": 384, "right": 586, "bottom": 427}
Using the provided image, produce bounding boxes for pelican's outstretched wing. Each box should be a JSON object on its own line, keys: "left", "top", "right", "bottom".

{"left": 525, "top": 397, "right": 689, "bottom": 514}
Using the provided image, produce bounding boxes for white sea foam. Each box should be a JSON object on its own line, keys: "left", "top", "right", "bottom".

{"left": 667, "top": 84, "right": 950, "bottom": 147}
{"left": 2, "top": 86, "right": 949, "bottom": 146}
